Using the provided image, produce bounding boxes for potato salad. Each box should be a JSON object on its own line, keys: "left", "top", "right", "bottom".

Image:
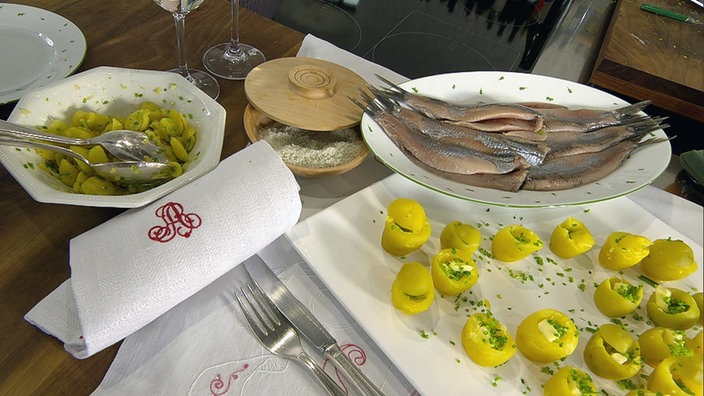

{"left": 34, "top": 101, "right": 196, "bottom": 195}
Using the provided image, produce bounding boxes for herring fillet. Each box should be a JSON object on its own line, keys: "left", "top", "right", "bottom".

{"left": 544, "top": 118, "right": 667, "bottom": 160}
{"left": 523, "top": 137, "right": 667, "bottom": 191}
{"left": 406, "top": 152, "right": 529, "bottom": 192}
{"left": 538, "top": 101, "right": 652, "bottom": 133}
{"left": 372, "top": 75, "right": 545, "bottom": 133}
{"left": 371, "top": 108, "right": 528, "bottom": 175}
{"left": 386, "top": 104, "right": 550, "bottom": 166}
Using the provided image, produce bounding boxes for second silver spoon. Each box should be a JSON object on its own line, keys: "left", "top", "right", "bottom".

{"left": 0, "top": 119, "right": 168, "bottom": 163}
{"left": 0, "top": 137, "right": 174, "bottom": 186}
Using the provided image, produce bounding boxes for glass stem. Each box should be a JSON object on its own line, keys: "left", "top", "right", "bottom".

{"left": 172, "top": 12, "right": 192, "bottom": 79}
{"left": 226, "top": 0, "right": 246, "bottom": 59}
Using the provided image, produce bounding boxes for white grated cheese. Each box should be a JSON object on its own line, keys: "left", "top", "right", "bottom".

{"left": 259, "top": 122, "right": 365, "bottom": 169}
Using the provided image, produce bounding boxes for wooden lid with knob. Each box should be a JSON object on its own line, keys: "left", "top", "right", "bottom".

{"left": 244, "top": 57, "right": 370, "bottom": 131}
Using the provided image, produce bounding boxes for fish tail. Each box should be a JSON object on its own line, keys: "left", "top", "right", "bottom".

{"left": 625, "top": 117, "right": 669, "bottom": 136}
{"left": 348, "top": 95, "right": 368, "bottom": 112}
{"left": 349, "top": 90, "right": 387, "bottom": 118}
{"left": 369, "top": 85, "right": 405, "bottom": 104}
{"left": 368, "top": 91, "right": 401, "bottom": 113}
{"left": 613, "top": 100, "right": 651, "bottom": 121}
{"left": 374, "top": 74, "right": 406, "bottom": 94}
{"left": 633, "top": 134, "right": 672, "bottom": 146}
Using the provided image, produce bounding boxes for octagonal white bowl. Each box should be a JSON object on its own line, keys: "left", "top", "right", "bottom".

{"left": 0, "top": 66, "right": 226, "bottom": 208}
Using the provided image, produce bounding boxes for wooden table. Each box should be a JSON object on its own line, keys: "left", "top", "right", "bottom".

{"left": 590, "top": 0, "right": 704, "bottom": 122}
{"left": 0, "top": 1, "right": 304, "bottom": 394}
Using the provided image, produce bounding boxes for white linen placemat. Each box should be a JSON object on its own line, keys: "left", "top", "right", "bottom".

{"left": 25, "top": 141, "right": 302, "bottom": 358}
{"left": 93, "top": 239, "right": 416, "bottom": 396}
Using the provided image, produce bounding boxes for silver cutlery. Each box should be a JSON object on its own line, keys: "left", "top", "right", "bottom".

{"left": 245, "top": 255, "right": 385, "bottom": 396}
{"left": 0, "top": 119, "right": 168, "bottom": 163}
{"left": 0, "top": 136, "right": 173, "bottom": 185}
{"left": 235, "top": 280, "right": 347, "bottom": 396}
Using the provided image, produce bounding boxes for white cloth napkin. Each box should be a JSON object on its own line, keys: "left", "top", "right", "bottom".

{"left": 296, "top": 34, "right": 407, "bottom": 86}
{"left": 25, "top": 141, "right": 302, "bottom": 358}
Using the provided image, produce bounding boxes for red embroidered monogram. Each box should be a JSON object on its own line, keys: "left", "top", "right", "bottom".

{"left": 209, "top": 363, "right": 250, "bottom": 396}
{"left": 148, "top": 202, "right": 202, "bottom": 242}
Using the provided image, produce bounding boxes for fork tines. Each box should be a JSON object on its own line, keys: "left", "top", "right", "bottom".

{"left": 236, "top": 282, "right": 282, "bottom": 335}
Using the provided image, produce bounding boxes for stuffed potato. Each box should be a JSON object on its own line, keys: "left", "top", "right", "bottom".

{"left": 583, "top": 323, "right": 642, "bottom": 380}
{"left": 687, "top": 330, "right": 702, "bottom": 357}
{"left": 646, "top": 286, "right": 700, "bottom": 330}
{"left": 515, "top": 309, "right": 579, "bottom": 363}
{"left": 593, "top": 277, "right": 643, "bottom": 318}
{"left": 692, "top": 292, "right": 703, "bottom": 326}
{"left": 381, "top": 199, "right": 431, "bottom": 256}
{"left": 549, "top": 217, "right": 595, "bottom": 259}
{"left": 647, "top": 354, "right": 703, "bottom": 396}
{"left": 440, "top": 221, "right": 482, "bottom": 254}
{"left": 543, "top": 366, "right": 597, "bottom": 396}
{"left": 639, "top": 327, "right": 693, "bottom": 368}
{"left": 461, "top": 312, "right": 516, "bottom": 367}
{"left": 491, "top": 224, "right": 543, "bottom": 262}
{"left": 640, "top": 238, "right": 698, "bottom": 282}
{"left": 391, "top": 262, "right": 434, "bottom": 315}
{"left": 598, "top": 231, "right": 652, "bottom": 270}
{"left": 431, "top": 248, "right": 478, "bottom": 296}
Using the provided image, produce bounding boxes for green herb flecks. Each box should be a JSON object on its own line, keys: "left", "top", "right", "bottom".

{"left": 440, "top": 257, "right": 473, "bottom": 281}
{"left": 478, "top": 311, "right": 511, "bottom": 351}
{"left": 547, "top": 319, "right": 569, "bottom": 339}
{"left": 664, "top": 296, "right": 690, "bottom": 314}
{"left": 616, "top": 283, "right": 642, "bottom": 303}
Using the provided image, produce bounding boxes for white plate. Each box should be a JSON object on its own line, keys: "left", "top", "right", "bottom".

{"left": 361, "top": 72, "right": 672, "bottom": 208}
{"left": 0, "top": 4, "right": 86, "bottom": 104}
{"left": 286, "top": 173, "right": 702, "bottom": 396}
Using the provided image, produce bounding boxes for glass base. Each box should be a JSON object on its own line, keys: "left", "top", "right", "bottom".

{"left": 167, "top": 68, "right": 220, "bottom": 100}
{"left": 202, "top": 43, "right": 266, "bottom": 80}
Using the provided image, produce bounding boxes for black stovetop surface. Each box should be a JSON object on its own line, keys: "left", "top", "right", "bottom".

{"left": 272, "top": 0, "right": 570, "bottom": 79}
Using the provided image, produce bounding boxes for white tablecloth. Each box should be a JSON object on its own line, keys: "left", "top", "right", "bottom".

{"left": 91, "top": 35, "right": 703, "bottom": 396}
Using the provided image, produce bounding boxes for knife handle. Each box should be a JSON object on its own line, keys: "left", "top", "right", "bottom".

{"left": 297, "top": 351, "right": 347, "bottom": 396}
{"left": 325, "top": 344, "right": 385, "bottom": 396}
{"left": 641, "top": 4, "right": 690, "bottom": 22}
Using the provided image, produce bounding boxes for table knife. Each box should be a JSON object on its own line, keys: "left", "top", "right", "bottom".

{"left": 245, "top": 255, "right": 385, "bottom": 396}
{"left": 641, "top": 4, "right": 703, "bottom": 24}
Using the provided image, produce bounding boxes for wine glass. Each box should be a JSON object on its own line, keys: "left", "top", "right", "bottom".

{"left": 154, "top": 0, "right": 220, "bottom": 99}
{"left": 202, "top": 0, "right": 266, "bottom": 80}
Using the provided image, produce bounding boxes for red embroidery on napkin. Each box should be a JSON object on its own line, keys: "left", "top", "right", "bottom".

{"left": 209, "top": 363, "right": 250, "bottom": 396}
{"left": 148, "top": 202, "right": 202, "bottom": 243}
{"left": 322, "top": 343, "right": 368, "bottom": 395}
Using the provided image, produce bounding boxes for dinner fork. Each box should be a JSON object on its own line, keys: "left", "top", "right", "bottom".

{"left": 236, "top": 282, "right": 347, "bottom": 396}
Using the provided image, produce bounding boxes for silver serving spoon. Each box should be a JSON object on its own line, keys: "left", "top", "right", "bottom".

{"left": 0, "top": 119, "right": 168, "bottom": 163}
{"left": 0, "top": 136, "right": 174, "bottom": 185}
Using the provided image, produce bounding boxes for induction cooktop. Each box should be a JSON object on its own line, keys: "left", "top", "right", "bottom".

{"left": 271, "top": 0, "right": 572, "bottom": 79}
